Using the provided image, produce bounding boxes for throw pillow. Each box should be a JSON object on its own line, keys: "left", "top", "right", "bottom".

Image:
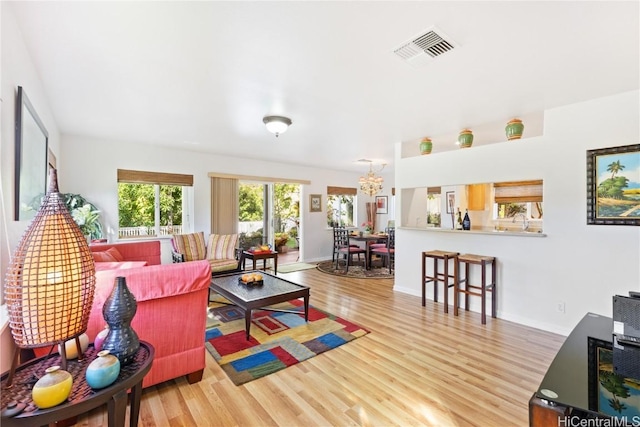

{"left": 92, "top": 247, "right": 124, "bottom": 263}
{"left": 105, "top": 247, "right": 124, "bottom": 262}
{"left": 172, "top": 232, "right": 206, "bottom": 261}
{"left": 207, "top": 234, "right": 238, "bottom": 260}
{"left": 92, "top": 251, "right": 117, "bottom": 263}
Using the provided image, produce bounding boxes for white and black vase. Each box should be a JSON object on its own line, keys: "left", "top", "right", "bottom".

{"left": 101, "top": 276, "right": 139, "bottom": 365}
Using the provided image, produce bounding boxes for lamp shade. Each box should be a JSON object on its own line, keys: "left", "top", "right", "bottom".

{"left": 263, "top": 116, "right": 292, "bottom": 136}
{"left": 5, "top": 169, "right": 96, "bottom": 349}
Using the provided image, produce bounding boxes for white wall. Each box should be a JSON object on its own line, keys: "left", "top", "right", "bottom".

{"left": 1, "top": 2, "right": 61, "bottom": 272}
{"left": 0, "top": 3, "right": 62, "bottom": 372}
{"left": 395, "top": 90, "right": 640, "bottom": 335}
{"left": 60, "top": 135, "right": 393, "bottom": 263}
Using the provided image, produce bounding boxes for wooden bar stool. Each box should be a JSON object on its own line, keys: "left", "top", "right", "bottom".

{"left": 421, "top": 250, "right": 459, "bottom": 313}
{"left": 455, "top": 254, "right": 497, "bottom": 324}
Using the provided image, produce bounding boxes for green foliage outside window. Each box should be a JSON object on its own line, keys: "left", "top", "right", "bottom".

{"left": 118, "top": 183, "right": 182, "bottom": 229}
{"left": 327, "top": 194, "right": 354, "bottom": 227}
{"left": 497, "top": 202, "right": 526, "bottom": 218}
{"left": 239, "top": 183, "right": 299, "bottom": 233}
{"left": 239, "top": 184, "right": 263, "bottom": 221}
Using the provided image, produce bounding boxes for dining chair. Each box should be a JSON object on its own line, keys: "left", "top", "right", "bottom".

{"left": 368, "top": 227, "right": 392, "bottom": 267}
{"left": 332, "top": 226, "right": 361, "bottom": 262}
{"left": 334, "top": 228, "right": 366, "bottom": 272}
{"left": 371, "top": 227, "right": 395, "bottom": 273}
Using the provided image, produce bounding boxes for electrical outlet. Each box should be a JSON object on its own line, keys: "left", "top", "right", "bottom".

{"left": 557, "top": 301, "right": 566, "bottom": 313}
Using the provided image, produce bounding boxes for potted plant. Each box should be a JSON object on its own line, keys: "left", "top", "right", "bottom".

{"left": 274, "top": 232, "right": 289, "bottom": 253}
{"left": 361, "top": 221, "right": 373, "bottom": 235}
{"left": 63, "top": 193, "right": 103, "bottom": 241}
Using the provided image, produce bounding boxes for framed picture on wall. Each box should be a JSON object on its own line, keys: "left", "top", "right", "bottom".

{"left": 15, "top": 86, "right": 49, "bottom": 221}
{"left": 309, "top": 194, "right": 322, "bottom": 212}
{"left": 446, "top": 192, "right": 455, "bottom": 214}
{"left": 375, "top": 196, "right": 388, "bottom": 214}
{"left": 586, "top": 143, "right": 640, "bottom": 226}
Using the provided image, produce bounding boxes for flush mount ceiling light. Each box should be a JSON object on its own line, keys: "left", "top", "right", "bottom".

{"left": 263, "top": 116, "right": 292, "bottom": 137}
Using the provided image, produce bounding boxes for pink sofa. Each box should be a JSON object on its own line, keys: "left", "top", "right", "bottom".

{"left": 35, "top": 241, "right": 212, "bottom": 388}
{"left": 89, "top": 259, "right": 211, "bottom": 388}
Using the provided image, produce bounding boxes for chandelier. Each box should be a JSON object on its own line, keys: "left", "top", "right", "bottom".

{"left": 359, "top": 163, "right": 384, "bottom": 196}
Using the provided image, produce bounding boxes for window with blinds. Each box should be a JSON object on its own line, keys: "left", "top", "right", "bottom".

{"left": 494, "top": 180, "right": 543, "bottom": 220}
{"left": 117, "top": 169, "right": 194, "bottom": 238}
{"left": 494, "top": 180, "right": 542, "bottom": 203}
{"left": 327, "top": 186, "right": 356, "bottom": 227}
{"left": 426, "top": 187, "right": 442, "bottom": 226}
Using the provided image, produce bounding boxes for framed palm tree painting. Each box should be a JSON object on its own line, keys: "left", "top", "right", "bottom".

{"left": 587, "top": 144, "right": 640, "bottom": 226}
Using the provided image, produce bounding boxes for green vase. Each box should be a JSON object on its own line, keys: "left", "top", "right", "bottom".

{"left": 458, "top": 129, "right": 473, "bottom": 148}
{"left": 419, "top": 137, "right": 433, "bottom": 155}
{"left": 505, "top": 119, "right": 524, "bottom": 140}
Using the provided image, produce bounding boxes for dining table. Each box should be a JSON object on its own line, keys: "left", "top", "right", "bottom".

{"left": 348, "top": 233, "right": 388, "bottom": 269}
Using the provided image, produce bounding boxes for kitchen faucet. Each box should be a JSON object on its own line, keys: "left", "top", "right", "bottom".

{"left": 512, "top": 213, "right": 529, "bottom": 231}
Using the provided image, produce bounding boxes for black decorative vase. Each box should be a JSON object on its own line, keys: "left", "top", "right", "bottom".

{"left": 101, "top": 276, "right": 139, "bottom": 365}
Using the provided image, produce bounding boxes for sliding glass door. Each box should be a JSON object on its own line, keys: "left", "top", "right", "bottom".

{"left": 239, "top": 181, "right": 300, "bottom": 263}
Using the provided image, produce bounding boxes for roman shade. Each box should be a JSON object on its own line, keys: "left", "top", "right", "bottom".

{"left": 494, "top": 180, "right": 543, "bottom": 203}
{"left": 117, "top": 169, "right": 193, "bottom": 186}
{"left": 327, "top": 186, "right": 357, "bottom": 196}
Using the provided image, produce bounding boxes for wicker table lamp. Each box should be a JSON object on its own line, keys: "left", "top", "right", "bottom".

{"left": 4, "top": 169, "right": 96, "bottom": 386}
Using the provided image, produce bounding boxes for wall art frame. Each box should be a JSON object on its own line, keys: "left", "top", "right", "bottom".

{"left": 14, "top": 86, "right": 49, "bottom": 221}
{"left": 586, "top": 144, "right": 640, "bottom": 226}
{"left": 375, "top": 196, "right": 388, "bottom": 214}
{"left": 446, "top": 191, "right": 455, "bottom": 214}
{"left": 309, "top": 194, "right": 322, "bottom": 212}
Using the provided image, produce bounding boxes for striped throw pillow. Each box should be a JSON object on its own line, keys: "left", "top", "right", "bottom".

{"left": 206, "top": 234, "right": 238, "bottom": 260}
{"left": 172, "top": 232, "right": 206, "bottom": 261}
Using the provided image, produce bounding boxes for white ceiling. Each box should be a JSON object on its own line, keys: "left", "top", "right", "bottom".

{"left": 9, "top": 1, "right": 640, "bottom": 173}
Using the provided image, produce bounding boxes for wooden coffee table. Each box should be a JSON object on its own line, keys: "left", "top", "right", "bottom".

{"left": 210, "top": 271, "right": 310, "bottom": 340}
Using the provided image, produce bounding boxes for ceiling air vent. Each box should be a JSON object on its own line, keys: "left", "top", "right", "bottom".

{"left": 393, "top": 27, "right": 457, "bottom": 67}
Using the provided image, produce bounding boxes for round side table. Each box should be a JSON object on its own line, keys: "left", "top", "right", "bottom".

{"left": 1, "top": 341, "right": 154, "bottom": 427}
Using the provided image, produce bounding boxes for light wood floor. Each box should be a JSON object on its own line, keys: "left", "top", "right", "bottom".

{"left": 79, "top": 268, "right": 565, "bottom": 426}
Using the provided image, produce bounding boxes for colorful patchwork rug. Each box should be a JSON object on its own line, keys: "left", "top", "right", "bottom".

{"left": 205, "top": 297, "right": 369, "bottom": 385}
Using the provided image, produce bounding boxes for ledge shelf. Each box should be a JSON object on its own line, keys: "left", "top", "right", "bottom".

{"left": 401, "top": 111, "right": 544, "bottom": 158}
{"left": 399, "top": 226, "right": 547, "bottom": 237}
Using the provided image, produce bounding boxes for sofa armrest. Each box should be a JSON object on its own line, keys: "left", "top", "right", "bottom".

{"left": 93, "top": 260, "right": 211, "bottom": 304}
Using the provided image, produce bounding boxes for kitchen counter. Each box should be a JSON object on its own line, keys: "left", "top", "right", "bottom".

{"left": 399, "top": 226, "right": 547, "bottom": 237}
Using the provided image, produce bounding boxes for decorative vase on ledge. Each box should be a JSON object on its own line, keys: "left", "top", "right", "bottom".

{"left": 419, "top": 137, "right": 433, "bottom": 155}
{"left": 458, "top": 129, "right": 474, "bottom": 148}
{"left": 505, "top": 119, "right": 525, "bottom": 140}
